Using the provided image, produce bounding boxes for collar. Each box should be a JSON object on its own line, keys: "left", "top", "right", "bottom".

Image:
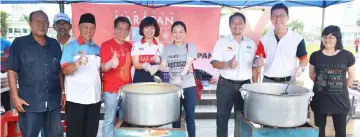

{"left": 273, "top": 28, "right": 290, "bottom": 36}
{"left": 112, "top": 38, "right": 128, "bottom": 46}
{"left": 77, "top": 36, "right": 94, "bottom": 46}
{"left": 228, "top": 35, "right": 245, "bottom": 41}
{"left": 141, "top": 37, "right": 158, "bottom": 45}
{"left": 28, "top": 32, "right": 51, "bottom": 46}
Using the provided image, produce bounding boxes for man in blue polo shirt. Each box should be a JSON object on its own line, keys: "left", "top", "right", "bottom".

{"left": 60, "top": 13, "right": 101, "bottom": 137}
{"left": 7, "top": 10, "right": 64, "bottom": 137}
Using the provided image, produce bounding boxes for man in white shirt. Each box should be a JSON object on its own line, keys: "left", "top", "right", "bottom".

{"left": 211, "top": 12, "right": 257, "bottom": 137}
{"left": 53, "top": 13, "right": 74, "bottom": 50}
{"left": 60, "top": 13, "right": 101, "bottom": 137}
{"left": 254, "top": 3, "right": 308, "bottom": 83}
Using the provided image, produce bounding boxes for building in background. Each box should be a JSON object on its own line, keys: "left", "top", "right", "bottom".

{"left": 3, "top": 4, "right": 71, "bottom": 41}
{"left": 342, "top": 0, "right": 360, "bottom": 45}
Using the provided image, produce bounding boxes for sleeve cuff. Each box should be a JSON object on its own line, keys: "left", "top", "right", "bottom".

{"left": 298, "top": 55, "right": 307, "bottom": 60}
{"left": 61, "top": 62, "right": 70, "bottom": 69}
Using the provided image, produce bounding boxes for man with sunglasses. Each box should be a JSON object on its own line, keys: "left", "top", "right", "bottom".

{"left": 254, "top": 3, "right": 308, "bottom": 83}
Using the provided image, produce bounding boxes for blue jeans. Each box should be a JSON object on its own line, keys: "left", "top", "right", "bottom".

{"left": 102, "top": 92, "right": 123, "bottom": 137}
{"left": 18, "top": 108, "right": 63, "bottom": 137}
{"left": 172, "top": 86, "right": 197, "bottom": 137}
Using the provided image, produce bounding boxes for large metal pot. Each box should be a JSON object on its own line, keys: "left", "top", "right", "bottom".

{"left": 120, "top": 82, "right": 182, "bottom": 126}
{"left": 240, "top": 83, "right": 313, "bottom": 127}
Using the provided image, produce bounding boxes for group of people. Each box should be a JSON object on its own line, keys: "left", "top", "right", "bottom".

{"left": 211, "top": 3, "right": 356, "bottom": 137}
{"left": 3, "top": 3, "right": 357, "bottom": 137}
{"left": 6, "top": 9, "right": 199, "bottom": 137}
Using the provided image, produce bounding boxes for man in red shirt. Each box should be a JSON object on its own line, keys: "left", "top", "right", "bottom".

{"left": 100, "top": 16, "right": 132, "bottom": 137}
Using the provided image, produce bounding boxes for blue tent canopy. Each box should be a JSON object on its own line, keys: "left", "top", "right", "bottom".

{"left": 1, "top": 0, "right": 353, "bottom": 30}
{"left": 0, "top": 0, "right": 353, "bottom": 8}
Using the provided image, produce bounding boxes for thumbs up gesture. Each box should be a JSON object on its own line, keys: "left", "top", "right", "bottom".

{"left": 110, "top": 51, "right": 119, "bottom": 68}
{"left": 76, "top": 51, "right": 88, "bottom": 66}
{"left": 256, "top": 54, "right": 265, "bottom": 67}
{"left": 226, "top": 55, "right": 238, "bottom": 69}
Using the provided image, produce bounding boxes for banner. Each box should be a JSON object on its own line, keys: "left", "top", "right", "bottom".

{"left": 72, "top": 3, "right": 221, "bottom": 77}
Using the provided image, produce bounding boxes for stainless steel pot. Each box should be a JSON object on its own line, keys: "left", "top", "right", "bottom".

{"left": 240, "top": 83, "right": 313, "bottom": 127}
{"left": 120, "top": 82, "right": 183, "bottom": 126}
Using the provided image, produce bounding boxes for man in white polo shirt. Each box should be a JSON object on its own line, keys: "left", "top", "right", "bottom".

{"left": 254, "top": 3, "right": 308, "bottom": 83}
{"left": 60, "top": 13, "right": 101, "bottom": 137}
{"left": 53, "top": 13, "right": 74, "bottom": 50}
{"left": 211, "top": 12, "right": 257, "bottom": 137}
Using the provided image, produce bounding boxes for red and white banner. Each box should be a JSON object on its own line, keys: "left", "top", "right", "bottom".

{"left": 71, "top": 4, "right": 221, "bottom": 76}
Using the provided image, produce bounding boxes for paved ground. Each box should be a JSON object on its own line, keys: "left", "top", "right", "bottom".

{"left": 93, "top": 119, "right": 360, "bottom": 137}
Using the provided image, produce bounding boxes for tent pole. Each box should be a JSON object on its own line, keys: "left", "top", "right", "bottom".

{"left": 321, "top": 7, "right": 325, "bottom": 31}
{"left": 59, "top": 1, "right": 65, "bottom": 13}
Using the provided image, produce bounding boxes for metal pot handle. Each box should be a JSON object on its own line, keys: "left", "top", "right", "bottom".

{"left": 180, "top": 89, "right": 185, "bottom": 99}
{"left": 308, "top": 91, "right": 314, "bottom": 103}
{"left": 239, "top": 88, "right": 247, "bottom": 99}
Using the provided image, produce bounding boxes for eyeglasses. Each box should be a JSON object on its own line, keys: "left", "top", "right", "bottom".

{"left": 271, "top": 14, "right": 287, "bottom": 19}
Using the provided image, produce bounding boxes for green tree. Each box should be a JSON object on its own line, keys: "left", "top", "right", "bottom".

{"left": 262, "top": 27, "right": 271, "bottom": 36}
{"left": 23, "top": 14, "right": 29, "bottom": 22}
{"left": 289, "top": 19, "right": 304, "bottom": 34}
{"left": 1, "top": 11, "right": 10, "bottom": 37}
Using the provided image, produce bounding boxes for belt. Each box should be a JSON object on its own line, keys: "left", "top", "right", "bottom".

{"left": 264, "top": 75, "right": 291, "bottom": 82}
{"left": 219, "top": 76, "right": 250, "bottom": 85}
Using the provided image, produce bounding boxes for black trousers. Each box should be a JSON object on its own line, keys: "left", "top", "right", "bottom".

{"left": 216, "top": 76, "right": 250, "bottom": 137}
{"left": 1, "top": 91, "right": 12, "bottom": 112}
{"left": 314, "top": 113, "right": 347, "bottom": 137}
{"left": 65, "top": 101, "right": 101, "bottom": 137}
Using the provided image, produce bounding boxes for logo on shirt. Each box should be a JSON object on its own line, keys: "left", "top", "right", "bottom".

{"left": 139, "top": 55, "right": 155, "bottom": 63}
{"left": 247, "top": 46, "right": 251, "bottom": 49}
{"left": 139, "top": 48, "right": 144, "bottom": 51}
{"left": 226, "top": 46, "right": 233, "bottom": 51}
{"left": 78, "top": 51, "right": 85, "bottom": 55}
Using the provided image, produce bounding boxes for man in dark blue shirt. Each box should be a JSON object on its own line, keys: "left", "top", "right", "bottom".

{"left": 7, "top": 10, "right": 64, "bottom": 137}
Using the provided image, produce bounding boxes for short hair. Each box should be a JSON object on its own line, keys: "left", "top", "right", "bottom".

{"left": 139, "top": 16, "right": 160, "bottom": 37}
{"left": 114, "top": 16, "right": 131, "bottom": 29}
{"left": 320, "top": 25, "right": 343, "bottom": 50}
{"left": 171, "top": 21, "right": 187, "bottom": 33}
{"left": 229, "top": 12, "right": 246, "bottom": 24}
{"left": 271, "top": 3, "right": 289, "bottom": 15}
{"left": 29, "top": 10, "right": 47, "bottom": 22}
